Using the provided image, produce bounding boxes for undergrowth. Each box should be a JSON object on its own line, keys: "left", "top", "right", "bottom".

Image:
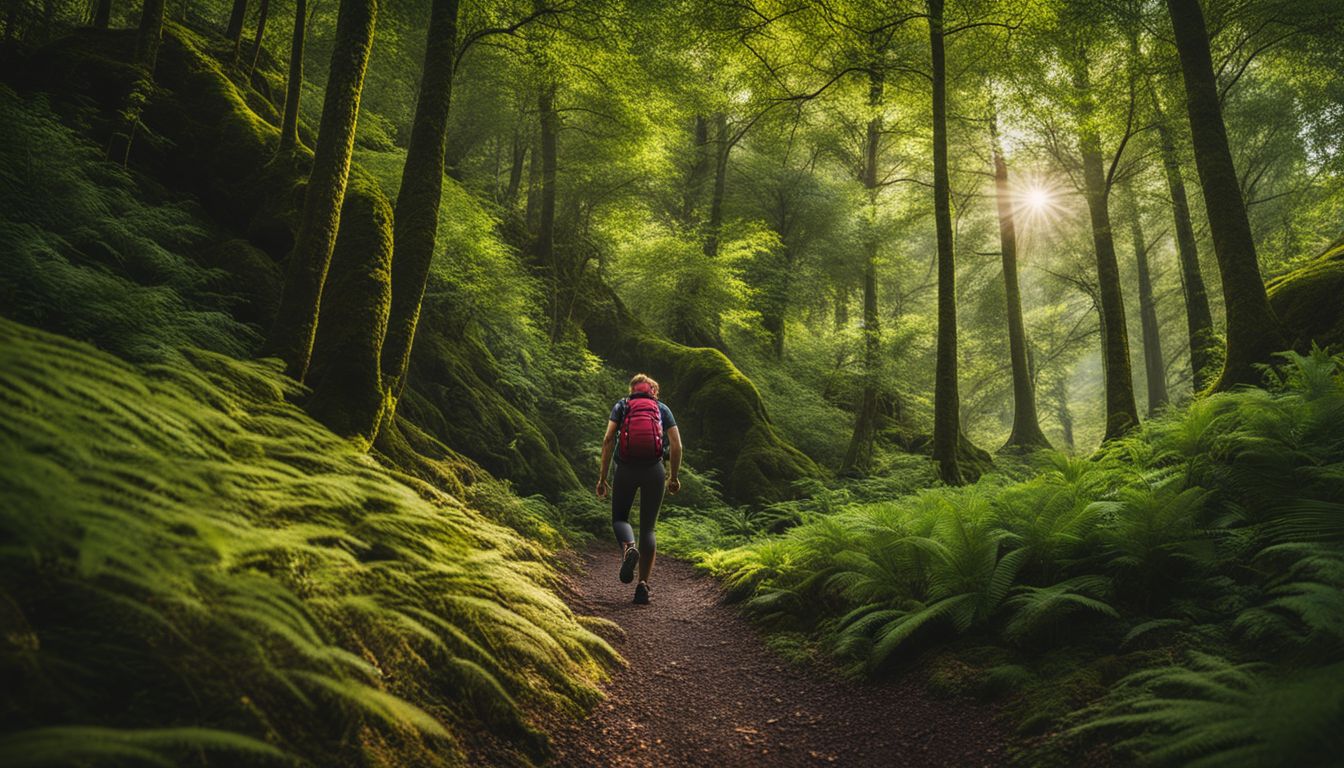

{"left": 0, "top": 319, "right": 617, "bottom": 767}
{"left": 688, "top": 348, "right": 1344, "bottom": 766}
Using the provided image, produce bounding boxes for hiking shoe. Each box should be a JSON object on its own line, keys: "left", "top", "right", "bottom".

{"left": 619, "top": 546, "right": 639, "bottom": 584}
{"left": 633, "top": 581, "right": 651, "bottom": 605}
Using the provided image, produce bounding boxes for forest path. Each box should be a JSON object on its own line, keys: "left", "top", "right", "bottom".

{"left": 541, "top": 543, "right": 1006, "bottom": 767}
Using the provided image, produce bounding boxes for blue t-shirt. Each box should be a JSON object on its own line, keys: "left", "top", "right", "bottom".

{"left": 610, "top": 396, "right": 676, "bottom": 463}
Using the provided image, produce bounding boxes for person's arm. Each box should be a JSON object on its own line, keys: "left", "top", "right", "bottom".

{"left": 596, "top": 420, "right": 618, "bottom": 498}
{"left": 666, "top": 426, "right": 682, "bottom": 494}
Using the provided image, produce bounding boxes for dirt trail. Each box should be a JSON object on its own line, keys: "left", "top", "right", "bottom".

{"left": 542, "top": 544, "right": 1005, "bottom": 767}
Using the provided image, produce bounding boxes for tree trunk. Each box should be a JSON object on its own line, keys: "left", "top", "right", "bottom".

{"left": 380, "top": 0, "right": 459, "bottom": 405}
{"left": 225, "top": 0, "right": 247, "bottom": 43}
{"left": 278, "top": 0, "right": 306, "bottom": 152}
{"left": 991, "top": 114, "right": 1051, "bottom": 451}
{"left": 1052, "top": 379, "right": 1075, "bottom": 451}
{"left": 536, "top": 82, "right": 559, "bottom": 337}
{"left": 929, "top": 0, "right": 986, "bottom": 483}
{"left": 1124, "top": 182, "right": 1169, "bottom": 415}
{"left": 1153, "top": 112, "right": 1217, "bottom": 393}
{"left": 93, "top": 0, "right": 112, "bottom": 29}
{"left": 246, "top": 0, "right": 269, "bottom": 75}
{"left": 1161, "top": 0, "right": 1284, "bottom": 390}
{"left": 267, "top": 0, "right": 377, "bottom": 380}
{"left": 682, "top": 115, "right": 710, "bottom": 225}
{"left": 703, "top": 112, "right": 728, "bottom": 259}
{"left": 840, "top": 67, "right": 883, "bottom": 476}
{"left": 504, "top": 124, "right": 526, "bottom": 208}
{"left": 1074, "top": 61, "right": 1140, "bottom": 441}
{"left": 134, "top": 0, "right": 165, "bottom": 69}
{"left": 1165, "top": 0, "right": 1285, "bottom": 389}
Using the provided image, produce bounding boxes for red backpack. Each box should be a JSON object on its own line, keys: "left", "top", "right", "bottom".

{"left": 618, "top": 382, "right": 664, "bottom": 462}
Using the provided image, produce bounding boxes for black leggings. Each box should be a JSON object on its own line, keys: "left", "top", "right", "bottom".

{"left": 611, "top": 460, "right": 665, "bottom": 553}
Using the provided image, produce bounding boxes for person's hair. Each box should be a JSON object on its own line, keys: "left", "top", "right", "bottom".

{"left": 629, "top": 373, "right": 659, "bottom": 394}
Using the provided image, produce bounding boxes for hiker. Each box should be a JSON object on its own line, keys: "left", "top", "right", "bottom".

{"left": 596, "top": 373, "right": 682, "bottom": 604}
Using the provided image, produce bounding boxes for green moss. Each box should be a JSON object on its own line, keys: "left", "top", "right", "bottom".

{"left": 305, "top": 168, "right": 394, "bottom": 445}
{"left": 576, "top": 274, "right": 819, "bottom": 504}
{"left": 1267, "top": 242, "right": 1344, "bottom": 351}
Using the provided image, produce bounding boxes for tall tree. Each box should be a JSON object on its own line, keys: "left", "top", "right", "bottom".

{"left": 1152, "top": 103, "right": 1216, "bottom": 391}
{"left": 278, "top": 0, "right": 306, "bottom": 152}
{"left": 991, "top": 113, "right": 1051, "bottom": 451}
{"left": 225, "top": 0, "right": 248, "bottom": 44}
{"left": 246, "top": 0, "right": 269, "bottom": 75}
{"left": 536, "top": 80, "right": 559, "bottom": 336}
{"left": 381, "top": 0, "right": 460, "bottom": 400}
{"left": 268, "top": 0, "right": 378, "bottom": 380}
{"left": 840, "top": 66, "right": 884, "bottom": 475}
{"left": 134, "top": 0, "right": 166, "bottom": 69}
{"left": 1123, "top": 180, "right": 1169, "bottom": 414}
{"left": 1164, "top": 0, "right": 1286, "bottom": 389}
{"left": 1072, "top": 51, "right": 1140, "bottom": 440}
{"left": 93, "top": 0, "right": 112, "bottom": 29}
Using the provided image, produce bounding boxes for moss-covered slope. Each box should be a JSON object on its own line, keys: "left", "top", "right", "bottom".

{"left": 576, "top": 276, "right": 820, "bottom": 504}
{"left": 0, "top": 317, "right": 615, "bottom": 766}
{"left": 11, "top": 24, "right": 578, "bottom": 496}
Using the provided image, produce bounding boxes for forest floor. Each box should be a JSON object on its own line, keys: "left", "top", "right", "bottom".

{"left": 537, "top": 543, "right": 1007, "bottom": 767}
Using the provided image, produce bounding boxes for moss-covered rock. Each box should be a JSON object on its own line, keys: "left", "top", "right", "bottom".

{"left": 1268, "top": 238, "right": 1344, "bottom": 351}
{"left": 575, "top": 275, "right": 819, "bottom": 504}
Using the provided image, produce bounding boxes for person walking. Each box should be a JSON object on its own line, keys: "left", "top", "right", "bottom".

{"left": 596, "top": 373, "right": 682, "bottom": 604}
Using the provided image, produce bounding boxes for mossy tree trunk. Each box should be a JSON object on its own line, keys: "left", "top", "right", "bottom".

{"left": 1165, "top": 0, "right": 1286, "bottom": 389}
{"left": 1124, "top": 181, "right": 1169, "bottom": 415}
{"left": 840, "top": 66, "right": 883, "bottom": 476}
{"left": 134, "top": 0, "right": 165, "bottom": 69}
{"left": 93, "top": 0, "right": 112, "bottom": 29}
{"left": 1153, "top": 107, "right": 1216, "bottom": 392}
{"left": 268, "top": 0, "right": 377, "bottom": 381}
{"left": 1073, "top": 58, "right": 1139, "bottom": 441}
{"left": 246, "top": 0, "right": 268, "bottom": 75}
{"left": 278, "top": 0, "right": 305, "bottom": 152}
{"left": 504, "top": 123, "right": 526, "bottom": 207}
{"left": 991, "top": 113, "right": 1050, "bottom": 452}
{"left": 929, "top": 0, "right": 987, "bottom": 484}
{"left": 381, "top": 0, "right": 459, "bottom": 404}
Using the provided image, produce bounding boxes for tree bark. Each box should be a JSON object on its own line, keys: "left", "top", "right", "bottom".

{"left": 1074, "top": 60, "right": 1140, "bottom": 441}
{"left": 278, "top": 0, "right": 306, "bottom": 152}
{"left": 1153, "top": 112, "right": 1217, "bottom": 393}
{"left": 1165, "top": 0, "right": 1285, "bottom": 389}
{"left": 840, "top": 67, "right": 884, "bottom": 475}
{"left": 703, "top": 112, "right": 729, "bottom": 258}
{"left": 380, "top": 0, "right": 459, "bottom": 403}
{"left": 536, "top": 82, "right": 560, "bottom": 336}
{"left": 226, "top": 0, "right": 248, "bottom": 43}
{"left": 682, "top": 115, "right": 710, "bottom": 225}
{"left": 504, "top": 124, "right": 527, "bottom": 208}
{"left": 246, "top": 0, "right": 269, "bottom": 75}
{"left": 268, "top": 0, "right": 377, "bottom": 380}
{"left": 1124, "top": 182, "right": 1169, "bottom": 415}
{"left": 93, "top": 0, "right": 112, "bottom": 28}
{"left": 929, "top": 0, "right": 986, "bottom": 483}
{"left": 134, "top": 0, "right": 166, "bottom": 69}
{"left": 991, "top": 114, "right": 1051, "bottom": 451}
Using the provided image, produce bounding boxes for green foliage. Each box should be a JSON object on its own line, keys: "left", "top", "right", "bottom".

{"left": 1077, "top": 654, "right": 1344, "bottom": 767}
{"left": 0, "top": 87, "right": 252, "bottom": 361}
{"left": 0, "top": 319, "right": 614, "bottom": 766}
{"left": 691, "top": 349, "right": 1344, "bottom": 757}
